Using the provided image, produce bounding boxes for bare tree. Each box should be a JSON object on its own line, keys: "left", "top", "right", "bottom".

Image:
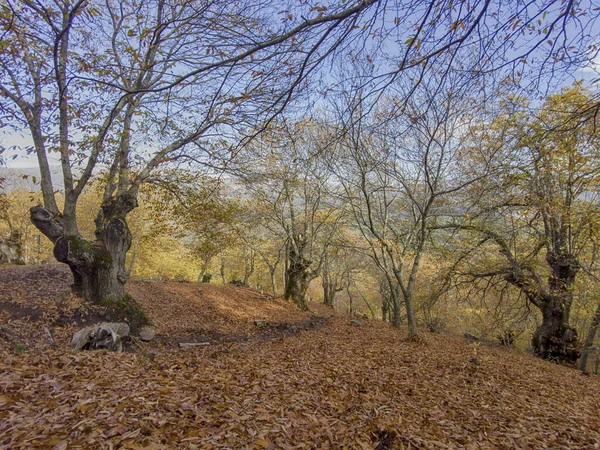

{"left": 322, "top": 245, "right": 348, "bottom": 308}
{"left": 238, "top": 212, "right": 286, "bottom": 296}
{"left": 0, "top": 0, "right": 376, "bottom": 304}
{"left": 443, "top": 86, "right": 600, "bottom": 362}
{"left": 330, "top": 68, "right": 484, "bottom": 337}
{"left": 241, "top": 120, "right": 345, "bottom": 310}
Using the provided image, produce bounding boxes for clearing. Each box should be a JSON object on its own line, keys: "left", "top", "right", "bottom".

{"left": 1, "top": 265, "right": 599, "bottom": 449}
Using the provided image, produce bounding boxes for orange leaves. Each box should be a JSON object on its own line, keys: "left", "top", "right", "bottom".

{"left": 2, "top": 267, "right": 600, "bottom": 449}
{"left": 126, "top": 281, "right": 315, "bottom": 337}
{"left": 2, "top": 320, "right": 600, "bottom": 448}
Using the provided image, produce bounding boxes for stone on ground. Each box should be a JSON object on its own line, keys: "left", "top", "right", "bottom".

{"left": 139, "top": 327, "right": 156, "bottom": 342}
{"left": 71, "top": 322, "right": 130, "bottom": 352}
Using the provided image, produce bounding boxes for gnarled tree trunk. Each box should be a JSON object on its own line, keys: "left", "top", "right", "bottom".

{"left": 323, "top": 279, "right": 335, "bottom": 308}
{"left": 0, "top": 231, "right": 23, "bottom": 265}
{"left": 533, "top": 295, "right": 579, "bottom": 362}
{"left": 284, "top": 243, "right": 313, "bottom": 311}
{"left": 530, "top": 254, "right": 580, "bottom": 363}
{"left": 285, "top": 265, "right": 312, "bottom": 311}
{"left": 31, "top": 192, "right": 137, "bottom": 304}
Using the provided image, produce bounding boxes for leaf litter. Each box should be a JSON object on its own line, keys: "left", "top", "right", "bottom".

{"left": 1, "top": 265, "right": 600, "bottom": 449}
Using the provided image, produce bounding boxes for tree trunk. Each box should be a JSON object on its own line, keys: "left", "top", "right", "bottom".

{"left": 579, "top": 302, "right": 600, "bottom": 373}
{"left": 220, "top": 249, "right": 226, "bottom": 284}
{"left": 388, "top": 284, "right": 402, "bottom": 327}
{"left": 283, "top": 239, "right": 290, "bottom": 294}
{"left": 0, "top": 231, "right": 23, "bottom": 265}
{"left": 30, "top": 193, "right": 137, "bottom": 304}
{"left": 323, "top": 275, "right": 335, "bottom": 307}
{"left": 391, "top": 300, "right": 402, "bottom": 327}
{"left": 284, "top": 265, "right": 311, "bottom": 310}
{"left": 243, "top": 247, "right": 254, "bottom": 287}
{"left": 270, "top": 268, "right": 278, "bottom": 297}
{"left": 404, "top": 292, "right": 419, "bottom": 338}
{"left": 126, "top": 236, "right": 139, "bottom": 278}
{"left": 348, "top": 287, "right": 353, "bottom": 316}
{"left": 197, "top": 254, "right": 211, "bottom": 283}
{"left": 323, "top": 286, "right": 335, "bottom": 307}
{"left": 530, "top": 254, "right": 580, "bottom": 363}
{"left": 532, "top": 296, "right": 579, "bottom": 363}
{"left": 284, "top": 237, "right": 314, "bottom": 311}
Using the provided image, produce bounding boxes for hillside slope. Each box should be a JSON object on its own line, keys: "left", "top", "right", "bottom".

{"left": 128, "top": 280, "right": 330, "bottom": 337}
{"left": 0, "top": 264, "right": 331, "bottom": 347}
{"left": 1, "top": 265, "right": 599, "bottom": 449}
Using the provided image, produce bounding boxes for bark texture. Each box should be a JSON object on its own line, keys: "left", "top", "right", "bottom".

{"left": 31, "top": 192, "right": 137, "bottom": 304}
{"left": 505, "top": 252, "right": 581, "bottom": 363}
{"left": 579, "top": 302, "right": 600, "bottom": 373}
{"left": 532, "top": 254, "right": 579, "bottom": 362}
{"left": 284, "top": 243, "right": 313, "bottom": 311}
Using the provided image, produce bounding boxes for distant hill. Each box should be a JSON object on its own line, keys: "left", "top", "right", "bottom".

{"left": 0, "top": 166, "right": 63, "bottom": 192}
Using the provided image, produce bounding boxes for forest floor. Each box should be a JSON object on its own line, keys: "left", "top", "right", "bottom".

{"left": 1, "top": 265, "right": 600, "bottom": 449}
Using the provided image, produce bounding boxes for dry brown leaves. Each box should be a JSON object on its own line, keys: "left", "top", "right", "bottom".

{"left": 0, "top": 265, "right": 333, "bottom": 345}
{"left": 1, "top": 318, "right": 600, "bottom": 449}
{"left": 127, "top": 281, "right": 328, "bottom": 336}
{"left": 1, "top": 265, "right": 600, "bottom": 449}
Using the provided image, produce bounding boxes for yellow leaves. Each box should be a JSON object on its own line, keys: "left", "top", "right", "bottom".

{"left": 450, "top": 20, "right": 466, "bottom": 31}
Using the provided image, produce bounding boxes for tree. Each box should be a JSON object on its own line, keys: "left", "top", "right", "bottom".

{"left": 321, "top": 245, "right": 348, "bottom": 308}
{"left": 157, "top": 172, "right": 240, "bottom": 284}
{"left": 320, "top": 232, "right": 368, "bottom": 309}
{"left": 235, "top": 202, "right": 287, "bottom": 294}
{"left": 241, "top": 120, "right": 344, "bottom": 310}
{"left": 445, "top": 85, "right": 600, "bottom": 362}
{"left": 330, "top": 69, "right": 481, "bottom": 337}
{"left": 579, "top": 302, "right": 600, "bottom": 373}
{"left": 0, "top": 0, "right": 379, "bottom": 304}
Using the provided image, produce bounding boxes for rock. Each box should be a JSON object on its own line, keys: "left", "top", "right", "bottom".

{"left": 254, "top": 318, "right": 268, "bottom": 328}
{"left": 71, "top": 322, "right": 130, "bottom": 352}
{"left": 139, "top": 327, "right": 156, "bottom": 342}
{"left": 350, "top": 319, "right": 365, "bottom": 326}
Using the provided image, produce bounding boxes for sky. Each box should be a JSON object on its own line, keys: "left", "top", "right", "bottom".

{"left": 2, "top": 0, "right": 600, "bottom": 174}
